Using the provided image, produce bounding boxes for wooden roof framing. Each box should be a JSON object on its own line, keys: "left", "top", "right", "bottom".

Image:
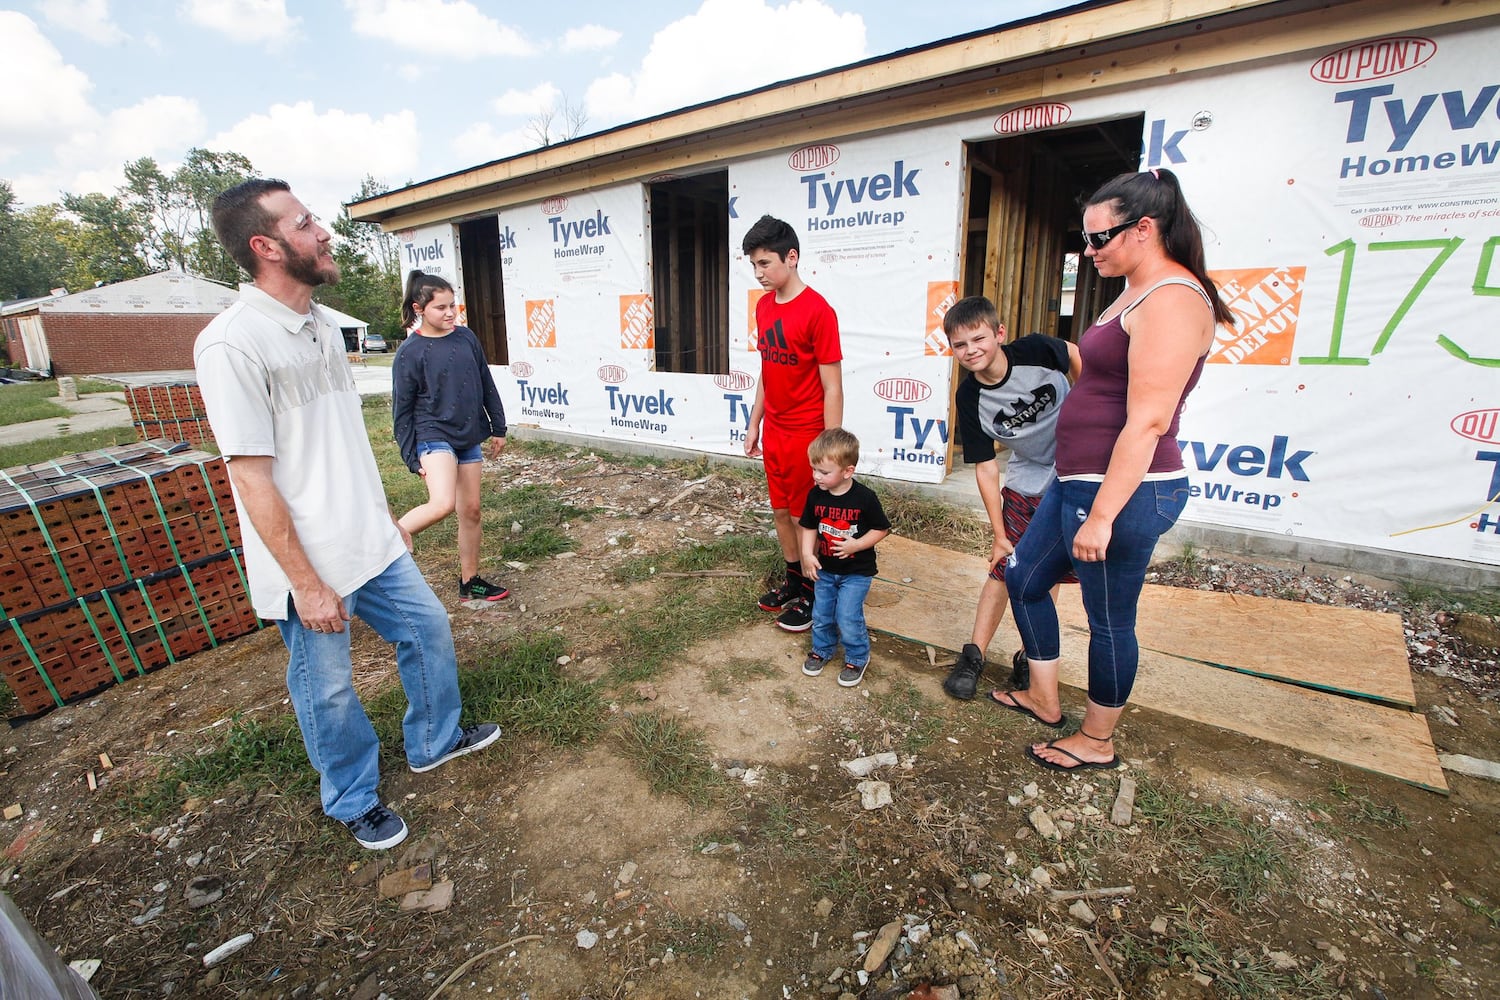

{"left": 349, "top": 0, "right": 1495, "bottom": 231}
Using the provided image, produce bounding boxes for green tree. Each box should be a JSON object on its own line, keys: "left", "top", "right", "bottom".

{"left": 317, "top": 175, "right": 403, "bottom": 341}
{"left": 59, "top": 191, "right": 153, "bottom": 288}
{"left": 120, "top": 148, "right": 254, "bottom": 280}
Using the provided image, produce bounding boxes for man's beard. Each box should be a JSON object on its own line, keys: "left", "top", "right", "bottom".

{"left": 278, "top": 239, "right": 341, "bottom": 287}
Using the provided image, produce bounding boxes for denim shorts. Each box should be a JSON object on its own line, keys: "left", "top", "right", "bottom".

{"left": 416, "top": 440, "right": 484, "bottom": 464}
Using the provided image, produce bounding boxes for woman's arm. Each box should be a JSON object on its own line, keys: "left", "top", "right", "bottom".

{"left": 391, "top": 343, "right": 421, "bottom": 473}
{"left": 1071, "top": 284, "right": 1212, "bottom": 561}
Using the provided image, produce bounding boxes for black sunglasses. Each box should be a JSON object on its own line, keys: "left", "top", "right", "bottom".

{"left": 1081, "top": 217, "right": 1141, "bottom": 250}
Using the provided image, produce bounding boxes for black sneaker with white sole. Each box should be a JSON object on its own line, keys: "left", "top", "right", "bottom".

{"left": 776, "top": 597, "right": 813, "bottom": 632}
{"left": 459, "top": 575, "right": 510, "bottom": 601}
{"left": 410, "top": 722, "right": 502, "bottom": 773}
{"left": 343, "top": 803, "right": 409, "bottom": 850}
{"left": 757, "top": 578, "right": 800, "bottom": 612}
{"left": 802, "top": 652, "right": 827, "bottom": 676}
{"left": 838, "top": 661, "right": 868, "bottom": 688}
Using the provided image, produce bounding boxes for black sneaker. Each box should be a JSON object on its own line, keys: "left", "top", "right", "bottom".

{"left": 1009, "top": 649, "right": 1030, "bottom": 690}
{"left": 776, "top": 597, "right": 813, "bottom": 632}
{"left": 838, "top": 662, "right": 868, "bottom": 688}
{"left": 802, "top": 652, "right": 827, "bottom": 676}
{"left": 343, "top": 803, "right": 408, "bottom": 850}
{"left": 460, "top": 575, "right": 510, "bottom": 601}
{"left": 942, "top": 643, "right": 986, "bottom": 700}
{"left": 410, "top": 722, "right": 502, "bottom": 773}
{"left": 758, "top": 578, "right": 799, "bottom": 612}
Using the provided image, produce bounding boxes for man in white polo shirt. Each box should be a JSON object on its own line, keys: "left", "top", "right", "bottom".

{"left": 194, "top": 178, "right": 499, "bottom": 850}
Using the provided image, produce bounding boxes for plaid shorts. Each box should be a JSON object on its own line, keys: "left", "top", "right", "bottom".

{"left": 989, "top": 485, "right": 1079, "bottom": 584}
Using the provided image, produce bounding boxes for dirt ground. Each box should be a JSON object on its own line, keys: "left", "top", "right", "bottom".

{"left": 3, "top": 444, "right": 1499, "bottom": 1000}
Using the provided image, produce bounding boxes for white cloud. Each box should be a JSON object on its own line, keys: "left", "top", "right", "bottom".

{"left": 57, "top": 95, "right": 207, "bottom": 168}
{"left": 397, "top": 63, "right": 423, "bottom": 82}
{"left": 180, "top": 0, "right": 301, "bottom": 46}
{"left": 451, "top": 122, "right": 532, "bottom": 165}
{"left": 492, "top": 83, "right": 560, "bottom": 118}
{"left": 344, "top": 0, "right": 534, "bottom": 59}
{"left": 39, "top": 0, "right": 128, "bottom": 44}
{"left": 560, "top": 23, "right": 620, "bottom": 53}
{"left": 0, "top": 13, "right": 96, "bottom": 159}
{"left": 584, "top": 0, "right": 866, "bottom": 125}
{"left": 209, "top": 102, "right": 422, "bottom": 220}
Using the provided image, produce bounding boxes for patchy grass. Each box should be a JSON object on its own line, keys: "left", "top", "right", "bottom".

{"left": 1460, "top": 895, "right": 1500, "bottom": 929}
{"left": 874, "top": 485, "right": 989, "bottom": 551}
{"left": 1175, "top": 540, "right": 1204, "bottom": 577}
{"left": 870, "top": 676, "right": 944, "bottom": 753}
{"left": 0, "top": 379, "right": 120, "bottom": 426}
{"left": 704, "top": 657, "right": 780, "bottom": 696}
{"left": 1328, "top": 775, "right": 1409, "bottom": 830}
{"left": 616, "top": 711, "right": 724, "bottom": 806}
{"left": 1399, "top": 581, "right": 1500, "bottom": 617}
{"left": 606, "top": 577, "right": 762, "bottom": 684}
{"left": 614, "top": 531, "right": 780, "bottom": 584}
{"left": 0, "top": 426, "right": 140, "bottom": 469}
{"left": 658, "top": 912, "right": 729, "bottom": 959}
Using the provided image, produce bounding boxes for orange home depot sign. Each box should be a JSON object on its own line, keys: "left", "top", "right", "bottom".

{"left": 525, "top": 299, "right": 557, "bottom": 349}
{"left": 925, "top": 281, "right": 957, "bottom": 356}
{"left": 746, "top": 289, "right": 768, "bottom": 351}
{"left": 1207, "top": 266, "right": 1307, "bottom": 366}
{"left": 620, "top": 294, "right": 654, "bottom": 350}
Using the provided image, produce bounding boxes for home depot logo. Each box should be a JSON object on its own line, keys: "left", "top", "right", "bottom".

{"left": 1206, "top": 267, "right": 1306, "bottom": 366}
{"left": 620, "top": 294, "right": 653, "bottom": 350}
{"left": 525, "top": 299, "right": 556, "bottom": 349}
{"left": 925, "top": 281, "right": 957, "bottom": 356}
{"left": 993, "top": 102, "right": 1072, "bottom": 135}
{"left": 788, "top": 144, "right": 839, "bottom": 171}
{"left": 1453, "top": 409, "right": 1500, "bottom": 444}
{"left": 745, "top": 288, "right": 768, "bottom": 351}
{"left": 541, "top": 196, "right": 569, "bottom": 216}
{"left": 597, "top": 364, "right": 627, "bottom": 384}
{"left": 512, "top": 361, "right": 534, "bottom": 378}
{"left": 873, "top": 378, "right": 932, "bottom": 403}
{"left": 1309, "top": 36, "right": 1435, "bottom": 83}
{"left": 714, "top": 371, "right": 754, "bottom": 392}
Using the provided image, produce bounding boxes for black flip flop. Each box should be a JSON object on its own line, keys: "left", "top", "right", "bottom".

{"left": 985, "top": 690, "right": 1067, "bottom": 729}
{"left": 1025, "top": 741, "right": 1120, "bottom": 772}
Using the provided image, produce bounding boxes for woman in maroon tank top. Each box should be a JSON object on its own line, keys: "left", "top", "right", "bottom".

{"left": 998, "top": 168, "right": 1235, "bottom": 773}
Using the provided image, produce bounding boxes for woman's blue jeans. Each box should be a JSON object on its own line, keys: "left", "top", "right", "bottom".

{"left": 812, "top": 571, "right": 873, "bottom": 666}
{"left": 1007, "top": 477, "right": 1190, "bottom": 707}
{"left": 275, "top": 552, "right": 463, "bottom": 821}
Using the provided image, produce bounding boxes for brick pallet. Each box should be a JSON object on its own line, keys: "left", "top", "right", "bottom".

{"left": 0, "top": 440, "right": 258, "bottom": 717}
{"left": 124, "top": 382, "right": 215, "bottom": 449}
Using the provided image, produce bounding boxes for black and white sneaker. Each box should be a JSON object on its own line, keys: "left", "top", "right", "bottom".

{"left": 343, "top": 803, "right": 409, "bottom": 850}
{"left": 802, "top": 652, "right": 827, "bottom": 676}
{"left": 838, "top": 662, "right": 868, "bottom": 688}
{"left": 758, "top": 578, "right": 799, "bottom": 612}
{"left": 460, "top": 575, "right": 510, "bottom": 601}
{"left": 776, "top": 597, "right": 813, "bottom": 632}
{"left": 942, "top": 643, "right": 986, "bottom": 701}
{"left": 410, "top": 722, "right": 502, "bottom": 773}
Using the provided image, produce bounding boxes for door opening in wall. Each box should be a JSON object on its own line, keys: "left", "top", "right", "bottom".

{"left": 649, "top": 172, "right": 730, "bottom": 375}
{"left": 457, "top": 215, "right": 509, "bottom": 365}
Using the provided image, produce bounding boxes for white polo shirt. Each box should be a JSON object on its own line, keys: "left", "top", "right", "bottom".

{"left": 194, "top": 284, "right": 407, "bottom": 619}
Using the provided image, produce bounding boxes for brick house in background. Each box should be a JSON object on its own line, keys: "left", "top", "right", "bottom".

{"left": 1, "top": 271, "right": 236, "bottom": 375}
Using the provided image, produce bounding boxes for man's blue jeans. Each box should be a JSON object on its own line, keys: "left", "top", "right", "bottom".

{"left": 812, "top": 571, "right": 874, "bottom": 666}
{"left": 1007, "top": 477, "right": 1190, "bottom": 707}
{"left": 275, "top": 552, "right": 462, "bottom": 821}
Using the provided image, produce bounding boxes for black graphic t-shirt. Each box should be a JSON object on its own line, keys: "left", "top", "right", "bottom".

{"left": 798, "top": 479, "right": 891, "bottom": 576}
{"left": 954, "top": 333, "right": 1071, "bottom": 497}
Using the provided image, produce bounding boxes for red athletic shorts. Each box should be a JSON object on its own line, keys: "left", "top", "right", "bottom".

{"left": 762, "top": 425, "right": 819, "bottom": 517}
{"left": 990, "top": 486, "right": 1079, "bottom": 584}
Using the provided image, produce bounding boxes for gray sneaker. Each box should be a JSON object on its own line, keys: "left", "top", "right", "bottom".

{"left": 837, "top": 661, "right": 868, "bottom": 688}
{"left": 410, "top": 722, "right": 502, "bottom": 773}
{"left": 343, "top": 803, "right": 408, "bottom": 850}
{"left": 942, "top": 643, "right": 986, "bottom": 700}
{"left": 802, "top": 652, "right": 827, "bottom": 677}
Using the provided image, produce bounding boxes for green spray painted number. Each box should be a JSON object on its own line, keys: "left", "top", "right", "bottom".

{"left": 1301, "top": 236, "right": 1500, "bottom": 367}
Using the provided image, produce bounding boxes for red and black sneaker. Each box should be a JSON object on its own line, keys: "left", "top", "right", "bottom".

{"left": 459, "top": 575, "right": 511, "bottom": 601}
{"left": 757, "top": 578, "right": 800, "bottom": 612}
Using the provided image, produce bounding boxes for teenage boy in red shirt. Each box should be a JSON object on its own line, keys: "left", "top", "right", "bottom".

{"left": 741, "top": 215, "right": 844, "bottom": 632}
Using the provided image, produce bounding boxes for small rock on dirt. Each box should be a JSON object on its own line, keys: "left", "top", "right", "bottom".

{"left": 399, "top": 880, "right": 454, "bottom": 913}
{"left": 858, "top": 780, "right": 893, "bottom": 810}
{"left": 1028, "top": 806, "right": 1060, "bottom": 841}
{"left": 841, "top": 752, "right": 897, "bottom": 778}
{"left": 815, "top": 897, "right": 834, "bottom": 918}
{"left": 576, "top": 929, "right": 599, "bottom": 949}
{"left": 862, "top": 919, "right": 903, "bottom": 972}
{"left": 1068, "top": 900, "right": 1097, "bottom": 925}
{"left": 183, "top": 875, "right": 224, "bottom": 909}
{"left": 1112, "top": 775, "right": 1137, "bottom": 825}
{"left": 378, "top": 863, "right": 432, "bottom": 899}
{"left": 617, "top": 861, "right": 638, "bottom": 885}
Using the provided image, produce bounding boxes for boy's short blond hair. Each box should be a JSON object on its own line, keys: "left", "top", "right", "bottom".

{"left": 808, "top": 427, "right": 860, "bottom": 469}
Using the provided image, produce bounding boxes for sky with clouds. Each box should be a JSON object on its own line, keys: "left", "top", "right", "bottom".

{"left": 2, "top": 0, "right": 1077, "bottom": 223}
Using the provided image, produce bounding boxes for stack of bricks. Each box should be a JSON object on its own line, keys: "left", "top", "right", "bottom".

{"left": 0, "top": 440, "right": 258, "bottom": 717}
{"left": 124, "top": 382, "right": 216, "bottom": 449}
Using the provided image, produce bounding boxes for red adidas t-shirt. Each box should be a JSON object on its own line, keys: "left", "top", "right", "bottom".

{"left": 754, "top": 286, "right": 842, "bottom": 432}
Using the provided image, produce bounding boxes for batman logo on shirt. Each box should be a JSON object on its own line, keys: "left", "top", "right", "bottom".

{"left": 992, "top": 384, "right": 1058, "bottom": 439}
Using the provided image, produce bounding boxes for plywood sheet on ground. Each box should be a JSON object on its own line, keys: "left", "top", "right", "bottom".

{"left": 876, "top": 535, "right": 1414, "bottom": 707}
{"left": 867, "top": 539, "right": 1444, "bottom": 792}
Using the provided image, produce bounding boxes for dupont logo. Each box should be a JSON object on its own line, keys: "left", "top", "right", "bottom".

{"left": 1452, "top": 409, "right": 1500, "bottom": 444}
{"left": 788, "top": 144, "right": 839, "bottom": 171}
{"left": 993, "top": 102, "right": 1072, "bottom": 135}
{"left": 597, "top": 364, "right": 628, "bottom": 384}
{"left": 873, "top": 378, "right": 932, "bottom": 403}
{"left": 714, "top": 370, "right": 754, "bottom": 392}
{"left": 1309, "top": 36, "right": 1435, "bottom": 83}
{"left": 541, "top": 196, "right": 569, "bottom": 215}
{"left": 1359, "top": 213, "right": 1400, "bottom": 229}
{"left": 511, "top": 361, "right": 534, "bottom": 378}
{"left": 396, "top": 228, "right": 415, "bottom": 242}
